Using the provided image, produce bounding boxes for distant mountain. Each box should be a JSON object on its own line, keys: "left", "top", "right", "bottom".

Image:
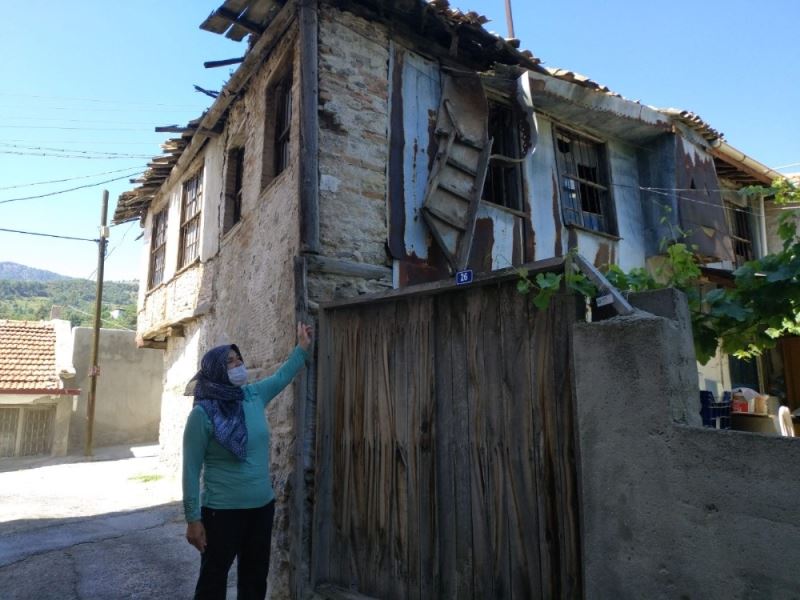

{"left": 0, "top": 262, "right": 71, "bottom": 282}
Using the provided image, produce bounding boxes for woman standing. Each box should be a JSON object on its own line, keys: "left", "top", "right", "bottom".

{"left": 183, "top": 322, "right": 313, "bottom": 599}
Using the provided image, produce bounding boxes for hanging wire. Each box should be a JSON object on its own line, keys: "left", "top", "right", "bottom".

{"left": 0, "top": 227, "right": 98, "bottom": 243}
{"left": 0, "top": 172, "right": 142, "bottom": 205}
{"left": 0, "top": 166, "right": 147, "bottom": 191}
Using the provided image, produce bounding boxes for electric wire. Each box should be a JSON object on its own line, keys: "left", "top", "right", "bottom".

{"left": 0, "top": 167, "right": 147, "bottom": 191}
{"left": 0, "top": 143, "right": 154, "bottom": 158}
{"left": 0, "top": 227, "right": 98, "bottom": 243}
{"left": 0, "top": 172, "right": 143, "bottom": 205}
{"left": 0, "top": 91, "right": 201, "bottom": 108}
{"left": 0, "top": 150, "right": 152, "bottom": 159}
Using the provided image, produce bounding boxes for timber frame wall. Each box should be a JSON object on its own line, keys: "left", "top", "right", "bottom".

{"left": 311, "top": 263, "right": 583, "bottom": 599}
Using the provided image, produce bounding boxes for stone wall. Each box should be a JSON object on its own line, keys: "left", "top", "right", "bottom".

{"left": 573, "top": 289, "right": 800, "bottom": 599}
{"left": 310, "top": 5, "right": 393, "bottom": 304}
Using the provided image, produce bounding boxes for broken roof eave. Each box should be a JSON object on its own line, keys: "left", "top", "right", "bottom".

{"left": 525, "top": 71, "right": 673, "bottom": 144}
{"left": 114, "top": 0, "right": 297, "bottom": 224}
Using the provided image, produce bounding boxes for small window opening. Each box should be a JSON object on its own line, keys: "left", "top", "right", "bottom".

{"left": 179, "top": 171, "right": 203, "bottom": 268}
{"left": 482, "top": 101, "right": 523, "bottom": 211}
{"left": 148, "top": 210, "right": 168, "bottom": 289}
{"left": 224, "top": 147, "right": 244, "bottom": 234}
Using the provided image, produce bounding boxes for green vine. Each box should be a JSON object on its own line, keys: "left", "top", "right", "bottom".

{"left": 516, "top": 178, "right": 800, "bottom": 365}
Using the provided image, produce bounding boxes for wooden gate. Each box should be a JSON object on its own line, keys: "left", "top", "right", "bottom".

{"left": 312, "top": 273, "right": 582, "bottom": 599}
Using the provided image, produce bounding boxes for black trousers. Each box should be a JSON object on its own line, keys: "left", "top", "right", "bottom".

{"left": 194, "top": 501, "right": 276, "bottom": 600}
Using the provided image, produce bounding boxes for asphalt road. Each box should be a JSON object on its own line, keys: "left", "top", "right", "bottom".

{"left": 0, "top": 445, "right": 229, "bottom": 599}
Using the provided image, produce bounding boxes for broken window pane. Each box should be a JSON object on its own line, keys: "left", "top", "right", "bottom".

{"left": 483, "top": 101, "right": 523, "bottom": 211}
{"left": 554, "top": 127, "right": 614, "bottom": 235}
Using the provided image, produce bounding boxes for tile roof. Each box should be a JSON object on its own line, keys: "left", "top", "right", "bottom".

{"left": 0, "top": 320, "right": 61, "bottom": 392}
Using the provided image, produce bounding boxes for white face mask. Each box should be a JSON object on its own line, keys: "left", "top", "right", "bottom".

{"left": 227, "top": 364, "right": 248, "bottom": 386}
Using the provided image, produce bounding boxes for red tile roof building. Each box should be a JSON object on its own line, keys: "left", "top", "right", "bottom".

{"left": 0, "top": 320, "right": 73, "bottom": 394}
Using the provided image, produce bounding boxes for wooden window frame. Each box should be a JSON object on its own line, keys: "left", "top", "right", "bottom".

{"left": 179, "top": 171, "right": 203, "bottom": 269}
{"left": 553, "top": 126, "right": 616, "bottom": 235}
{"left": 724, "top": 201, "right": 754, "bottom": 266}
{"left": 224, "top": 147, "right": 245, "bottom": 234}
{"left": 482, "top": 100, "right": 524, "bottom": 212}
{"left": 273, "top": 75, "right": 292, "bottom": 177}
{"left": 148, "top": 209, "right": 168, "bottom": 289}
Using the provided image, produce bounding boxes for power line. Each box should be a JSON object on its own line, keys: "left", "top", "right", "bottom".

{"left": 772, "top": 161, "right": 800, "bottom": 170}
{"left": 0, "top": 138, "right": 167, "bottom": 145}
{"left": 0, "top": 172, "right": 142, "bottom": 205}
{"left": 63, "top": 304, "right": 134, "bottom": 331}
{"left": 0, "top": 167, "right": 147, "bottom": 191}
{"left": 0, "top": 91, "right": 201, "bottom": 108}
{"left": 0, "top": 150, "right": 151, "bottom": 159}
{"left": 0, "top": 125, "right": 149, "bottom": 132}
{"left": 0, "top": 142, "right": 154, "bottom": 157}
{"left": 0, "top": 227, "right": 98, "bottom": 243}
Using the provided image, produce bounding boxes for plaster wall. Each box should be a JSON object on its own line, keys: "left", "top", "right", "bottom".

{"left": 573, "top": 289, "right": 800, "bottom": 599}
{"left": 68, "top": 328, "right": 163, "bottom": 451}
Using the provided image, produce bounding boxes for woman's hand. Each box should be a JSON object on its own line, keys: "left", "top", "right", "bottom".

{"left": 297, "top": 322, "right": 313, "bottom": 352}
{"left": 186, "top": 521, "right": 207, "bottom": 553}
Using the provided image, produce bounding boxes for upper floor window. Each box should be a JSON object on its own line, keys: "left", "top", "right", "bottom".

{"left": 179, "top": 171, "right": 203, "bottom": 268}
{"left": 273, "top": 75, "right": 292, "bottom": 176}
{"left": 482, "top": 101, "right": 524, "bottom": 212}
{"left": 554, "top": 127, "right": 615, "bottom": 235}
{"left": 148, "top": 210, "right": 168, "bottom": 289}
{"left": 261, "top": 67, "right": 293, "bottom": 189}
{"left": 725, "top": 201, "right": 754, "bottom": 266}
{"left": 224, "top": 147, "right": 244, "bottom": 234}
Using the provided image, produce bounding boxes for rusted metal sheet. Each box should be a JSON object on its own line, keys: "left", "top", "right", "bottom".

{"left": 388, "top": 48, "right": 535, "bottom": 285}
{"left": 675, "top": 138, "right": 734, "bottom": 262}
{"left": 388, "top": 47, "right": 441, "bottom": 261}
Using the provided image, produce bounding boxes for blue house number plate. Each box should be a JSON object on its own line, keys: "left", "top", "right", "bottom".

{"left": 455, "top": 269, "right": 473, "bottom": 285}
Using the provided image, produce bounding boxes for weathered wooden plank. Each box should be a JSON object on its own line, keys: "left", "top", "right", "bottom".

{"left": 415, "top": 298, "right": 437, "bottom": 600}
{"left": 481, "top": 285, "right": 511, "bottom": 599}
{"left": 321, "top": 257, "right": 565, "bottom": 310}
{"left": 305, "top": 255, "right": 391, "bottom": 280}
{"left": 403, "top": 300, "right": 421, "bottom": 600}
{"left": 434, "top": 293, "right": 457, "bottom": 599}
{"left": 529, "top": 295, "right": 557, "bottom": 599}
{"left": 550, "top": 294, "right": 583, "bottom": 597}
{"left": 466, "top": 288, "right": 492, "bottom": 599}
{"left": 311, "top": 308, "right": 333, "bottom": 585}
{"left": 299, "top": 0, "right": 320, "bottom": 253}
{"left": 501, "top": 283, "right": 543, "bottom": 599}
{"left": 448, "top": 291, "right": 474, "bottom": 599}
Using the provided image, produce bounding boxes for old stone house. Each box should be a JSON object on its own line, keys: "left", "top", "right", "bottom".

{"left": 112, "top": 0, "right": 795, "bottom": 597}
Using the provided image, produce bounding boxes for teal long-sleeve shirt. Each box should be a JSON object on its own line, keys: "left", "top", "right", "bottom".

{"left": 182, "top": 346, "right": 308, "bottom": 523}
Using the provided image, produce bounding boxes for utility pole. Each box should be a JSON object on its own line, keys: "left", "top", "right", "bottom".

{"left": 85, "top": 190, "right": 109, "bottom": 457}
{"left": 505, "top": 0, "right": 516, "bottom": 39}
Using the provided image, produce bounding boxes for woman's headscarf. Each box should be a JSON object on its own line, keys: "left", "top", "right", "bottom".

{"left": 192, "top": 344, "right": 248, "bottom": 460}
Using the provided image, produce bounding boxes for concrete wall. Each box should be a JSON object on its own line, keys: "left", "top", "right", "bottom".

{"left": 573, "top": 288, "right": 800, "bottom": 599}
{"left": 69, "top": 328, "right": 163, "bottom": 451}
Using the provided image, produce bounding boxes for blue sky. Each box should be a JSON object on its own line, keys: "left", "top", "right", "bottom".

{"left": 1, "top": 0, "right": 797, "bottom": 281}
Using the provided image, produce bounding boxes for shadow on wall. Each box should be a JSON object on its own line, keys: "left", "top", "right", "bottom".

{"left": 68, "top": 328, "right": 164, "bottom": 452}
